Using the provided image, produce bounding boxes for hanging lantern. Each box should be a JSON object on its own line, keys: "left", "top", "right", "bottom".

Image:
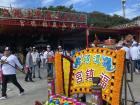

{"left": 42, "top": 21, "right": 48, "bottom": 27}
{"left": 31, "top": 20, "right": 36, "bottom": 27}
{"left": 53, "top": 22, "right": 56, "bottom": 28}
{"left": 75, "top": 24, "right": 78, "bottom": 28}
{"left": 20, "top": 20, "right": 25, "bottom": 27}
{"left": 62, "top": 23, "right": 66, "bottom": 28}
{"left": 71, "top": 23, "right": 75, "bottom": 29}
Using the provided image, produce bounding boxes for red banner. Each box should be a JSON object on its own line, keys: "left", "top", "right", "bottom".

{"left": 0, "top": 7, "right": 87, "bottom": 24}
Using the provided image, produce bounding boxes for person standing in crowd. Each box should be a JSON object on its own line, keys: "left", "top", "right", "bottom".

{"left": 36, "top": 50, "right": 42, "bottom": 79}
{"left": 137, "top": 43, "right": 140, "bottom": 73}
{"left": 66, "top": 50, "right": 71, "bottom": 57}
{"left": 31, "top": 47, "right": 39, "bottom": 78}
{"left": 43, "top": 45, "right": 54, "bottom": 79}
{"left": 41, "top": 50, "right": 45, "bottom": 70}
{"left": 130, "top": 42, "right": 139, "bottom": 73}
{"left": 25, "top": 47, "right": 34, "bottom": 82}
{"left": 0, "top": 51, "right": 3, "bottom": 89}
{"left": 56, "top": 45, "right": 66, "bottom": 56}
{"left": 70, "top": 49, "right": 76, "bottom": 57}
{"left": 0, "top": 47, "right": 24, "bottom": 100}
{"left": 121, "top": 43, "right": 131, "bottom": 73}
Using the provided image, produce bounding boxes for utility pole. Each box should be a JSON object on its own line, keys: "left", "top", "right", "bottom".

{"left": 121, "top": 0, "right": 126, "bottom": 18}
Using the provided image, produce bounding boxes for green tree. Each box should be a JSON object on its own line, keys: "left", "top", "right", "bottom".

{"left": 38, "top": 5, "right": 75, "bottom": 12}
{"left": 88, "top": 12, "right": 130, "bottom": 27}
{"left": 132, "top": 16, "right": 140, "bottom": 21}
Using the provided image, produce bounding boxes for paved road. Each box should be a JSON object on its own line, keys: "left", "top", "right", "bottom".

{"left": 122, "top": 74, "right": 140, "bottom": 104}
{"left": 0, "top": 68, "right": 48, "bottom": 105}
{"left": 0, "top": 69, "right": 140, "bottom": 105}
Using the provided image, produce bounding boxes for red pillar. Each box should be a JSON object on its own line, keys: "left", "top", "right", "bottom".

{"left": 86, "top": 28, "right": 89, "bottom": 48}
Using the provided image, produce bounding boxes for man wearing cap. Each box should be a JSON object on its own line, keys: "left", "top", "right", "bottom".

{"left": 43, "top": 45, "right": 54, "bottom": 79}
{"left": 130, "top": 42, "right": 139, "bottom": 73}
{"left": 31, "top": 47, "right": 40, "bottom": 78}
{"left": 56, "top": 45, "right": 66, "bottom": 56}
{"left": 0, "top": 47, "right": 24, "bottom": 100}
{"left": 121, "top": 43, "right": 131, "bottom": 73}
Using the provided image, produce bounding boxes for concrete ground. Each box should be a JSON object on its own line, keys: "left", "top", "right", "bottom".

{"left": 0, "top": 68, "right": 48, "bottom": 105}
{"left": 0, "top": 69, "right": 140, "bottom": 105}
{"left": 122, "top": 73, "right": 140, "bottom": 105}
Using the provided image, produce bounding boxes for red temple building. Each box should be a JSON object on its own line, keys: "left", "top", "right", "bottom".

{"left": 0, "top": 6, "right": 140, "bottom": 52}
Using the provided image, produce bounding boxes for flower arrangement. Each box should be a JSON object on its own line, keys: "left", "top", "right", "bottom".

{"left": 44, "top": 95, "right": 86, "bottom": 105}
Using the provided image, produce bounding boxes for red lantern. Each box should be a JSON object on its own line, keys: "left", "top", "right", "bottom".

{"left": 62, "top": 23, "right": 66, "bottom": 28}
{"left": 20, "top": 20, "right": 25, "bottom": 27}
{"left": 31, "top": 20, "right": 36, "bottom": 27}
{"left": 52, "top": 22, "right": 56, "bottom": 28}
{"left": 42, "top": 21, "right": 48, "bottom": 27}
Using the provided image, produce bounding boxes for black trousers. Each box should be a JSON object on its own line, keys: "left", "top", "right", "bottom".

{"left": 126, "top": 59, "right": 130, "bottom": 73}
{"left": 25, "top": 71, "right": 32, "bottom": 81}
{"left": 2, "top": 74, "right": 24, "bottom": 97}
{"left": 46, "top": 63, "right": 53, "bottom": 77}
{"left": 25, "top": 67, "right": 32, "bottom": 81}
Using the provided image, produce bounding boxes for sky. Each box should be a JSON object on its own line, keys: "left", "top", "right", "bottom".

{"left": 0, "top": 0, "right": 140, "bottom": 19}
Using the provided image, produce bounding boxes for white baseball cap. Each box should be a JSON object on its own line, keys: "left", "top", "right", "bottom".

{"left": 58, "top": 45, "right": 62, "bottom": 48}
{"left": 47, "top": 45, "right": 51, "bottom": 48}
{"left": 5, "top": 47, "right": 11, "bottom": 51}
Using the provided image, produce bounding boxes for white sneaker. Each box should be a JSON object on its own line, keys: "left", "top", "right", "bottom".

{"left": 0, "top": 96, "right": 7, "bottom": 100}
{"left": 7, "top": 88, "right": 12, "bottom": 92}
{"left": 135, "top": 69, "right": 139, "bottom": 74}
{"left": 19, "top": 92, "right": 25, "bottom": 96}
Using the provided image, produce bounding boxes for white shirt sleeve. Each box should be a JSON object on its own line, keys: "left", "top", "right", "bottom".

{"left": 14, "top": 56, "right": 23, "bottom": 69}
{"left": 43, "top": 52, "right": 47, "bottom": 59}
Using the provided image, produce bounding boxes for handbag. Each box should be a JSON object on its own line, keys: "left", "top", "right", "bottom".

{"left": 24, "top": 65, "right": 31, "bottom": 74}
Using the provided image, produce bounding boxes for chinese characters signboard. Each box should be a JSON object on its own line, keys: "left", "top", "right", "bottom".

{"left": 54, "top": 48, "right": 125, "bottom": 105}
{"left": 0, "top": 7, "right": 87, "bottom": 24}
{"left": 70, "top": 48, "right": 125, "bottom": 105}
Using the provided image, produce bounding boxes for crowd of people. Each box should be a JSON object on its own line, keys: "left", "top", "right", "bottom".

{"left": 0, "top": 34, "right": 140, "bottom": 100}
{"left": 24, "top": 45, "right": 82, "bottom": 81}
{"left": 121, "top": 41, "right": 140, "bottom": 73}
{"left": 111, "top": 35, "right": 140, "bottom": 74}
{"left": 0, "top": 44, "right": 82, "bottom": 100}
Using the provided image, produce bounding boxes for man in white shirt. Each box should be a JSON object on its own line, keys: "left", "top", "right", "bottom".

{"left": 56, "top": 45, "right": 66, "bottom": 56}
{"left": 0, "top": 47, "right": 24, "bottom": 100}
{"left": 130, "top": 42, "right": 139, "bottom": 73}
{"left": 31, "top": 47, "right": 40, "bottom": 78}
{"left": 137, "top": 43, "right": 140, "bottom": 72}
{"left": 43, "top": 45, "right": 54, "bottom": 79}
{"left": 121, "top": 43, "right": 131, "bottom": 73}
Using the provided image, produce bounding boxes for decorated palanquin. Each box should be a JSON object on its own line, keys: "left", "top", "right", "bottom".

{"left": 55, "top": 48, "right": 125, "bottom": 105}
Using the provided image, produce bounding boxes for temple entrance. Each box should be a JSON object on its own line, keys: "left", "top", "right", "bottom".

{"left": 0, "top": 25, "right": 86, "bottom": 53}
